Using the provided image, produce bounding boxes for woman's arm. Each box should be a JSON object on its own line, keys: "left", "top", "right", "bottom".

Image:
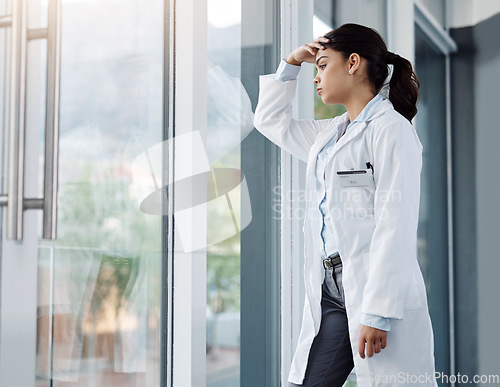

{"left": 253, "top": 37, "right": 334, "bottom": 162}
{"left": 361, "top": 111, "right": 423, "bottom": 320}
{"left": 358, "top": 112, "right": 422, "bottom": 359}
{"left": 254, "top": 73, "right": 335, "bottom": 162}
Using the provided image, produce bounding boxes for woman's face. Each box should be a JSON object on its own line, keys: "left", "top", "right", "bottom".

{"left": 314, "top": 48, "right": 352, "bottom": 105}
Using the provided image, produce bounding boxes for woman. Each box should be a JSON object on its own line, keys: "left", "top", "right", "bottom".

{"left": 254, "top": 24, "right": 437, "bottom": 386}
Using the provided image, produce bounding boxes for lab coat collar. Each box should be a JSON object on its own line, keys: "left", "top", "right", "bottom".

{"left": 335, "top": 93, "right": 392, "bottom": 126}
{"left": 327, "top": 94, "right": 393, "bottom": 154}
{"left": 307, "top": 95, "right": 394, "bottom": 180}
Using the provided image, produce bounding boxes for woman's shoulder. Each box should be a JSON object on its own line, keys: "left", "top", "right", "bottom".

{"left": 369, "top": 99, "right": 413, "bottom": 130}
{"left": 368, "top": 102, "right": 422, "bottom": 149}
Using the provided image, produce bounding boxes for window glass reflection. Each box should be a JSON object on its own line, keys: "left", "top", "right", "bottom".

{"left": 206, "top": 0, "right": 254, "bottom": 385}
{"left": 36, "top": 1, "right": 164, "bottom": 385}
{"left": 313, "top": 3, "right": 346, "bottom": 120}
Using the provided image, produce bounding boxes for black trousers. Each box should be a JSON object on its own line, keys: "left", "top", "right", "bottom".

{"left": 290, "top": 264, "right": 355, "bottom": 387}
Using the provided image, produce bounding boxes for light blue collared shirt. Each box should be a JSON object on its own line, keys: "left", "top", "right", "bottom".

{"left": 274, "top": 59, "right": 391, "bottom": 332}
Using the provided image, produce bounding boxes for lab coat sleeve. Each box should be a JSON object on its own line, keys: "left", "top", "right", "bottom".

{"left": 361, "top": 113, "right": 423, "bottom": 319}
{"left": 253, "top": 72, "right": 334, "bottom": 163}
{"left": 206, "top": 64, "right": 255, "bottom": 165}
{"left": 275, "top": 59, "right": 301, "bottom": 82}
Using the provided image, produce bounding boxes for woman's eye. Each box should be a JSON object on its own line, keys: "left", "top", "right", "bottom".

{"left": 319, "top": 64, "right": 326, "bottom": 70}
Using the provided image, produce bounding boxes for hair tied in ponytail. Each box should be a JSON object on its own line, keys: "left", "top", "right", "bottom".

{"left": 386, "top": 51, "right": 398, "bottom": 64}
{"left": 322, "top": 24, "right": 419, "bottom": 122}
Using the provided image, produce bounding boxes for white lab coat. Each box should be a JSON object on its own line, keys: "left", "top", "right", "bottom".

{"left": 254, "top": 74, "right": 438, "bottom": 386}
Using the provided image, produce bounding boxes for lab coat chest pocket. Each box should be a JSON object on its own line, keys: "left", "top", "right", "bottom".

{"left": 334, "top": 164, "right": 375, "bottom": 220}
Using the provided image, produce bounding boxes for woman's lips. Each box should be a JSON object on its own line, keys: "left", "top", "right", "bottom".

{"left": 317, "top": 88, "right": 322, "bottom": 95}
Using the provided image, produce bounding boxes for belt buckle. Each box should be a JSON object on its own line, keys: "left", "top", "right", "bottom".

{"left": 323, "top": 252, "right": 341, "bottom": 269}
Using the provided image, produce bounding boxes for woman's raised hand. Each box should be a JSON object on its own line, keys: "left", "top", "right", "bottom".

{"left": 286, "top": 37, "right": 330, "bottom": 66}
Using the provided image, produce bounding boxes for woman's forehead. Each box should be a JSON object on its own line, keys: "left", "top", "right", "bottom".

{"left": 315, "top": 48, "right": 342, "bottom": 61}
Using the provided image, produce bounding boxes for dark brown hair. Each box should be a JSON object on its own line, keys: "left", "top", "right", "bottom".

{"left": 321, "top": 23, "right": 419, "bottom": 122}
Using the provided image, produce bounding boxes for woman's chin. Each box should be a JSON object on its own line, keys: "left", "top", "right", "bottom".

{"left": 320, "top": 95, "right": 339, "bottom": 105}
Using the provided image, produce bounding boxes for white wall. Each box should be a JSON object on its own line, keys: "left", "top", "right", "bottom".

{"left": 447, "top": 0, "right": 500, "bottom": 28}
{"left": 336, "top": 0, "right": 387, "bottom": 39}
{"left": 420, "top": 0, "right": 445, "bottom": 25}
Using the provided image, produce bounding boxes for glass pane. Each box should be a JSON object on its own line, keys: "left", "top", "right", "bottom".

{"left": 206, "top": 0, "right": 280, "bottom": 385}
{"left": 314, "top": 1, "right": 346, "bottom": 120}
{"left": 414, "top": 26, "right": 451, "bottom": 380}
{"left": 206, "top": 1, "right": 245, "bottom": 385}
{"left": 36, "top": 1, "right": 165, "bottom": 385}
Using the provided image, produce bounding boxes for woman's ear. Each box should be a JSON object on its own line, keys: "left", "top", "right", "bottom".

{"left": 348, "top": 53, "right": 361, "bottom": 75}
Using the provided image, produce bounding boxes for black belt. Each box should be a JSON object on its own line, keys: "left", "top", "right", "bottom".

{"left": 323, "top": 252, "right": 342, "bottom": 269}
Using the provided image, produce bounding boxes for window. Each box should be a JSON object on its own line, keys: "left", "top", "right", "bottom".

{"left": 176, "top": 0, "right": 282, "bottom": 385}
{"left": 35, "top": 1, "right": 165, "bottom": 385}
{"left": 414, "top": 24, "right": 451, "bottom": 379}
{"left": 313, "top": 0, "right": 346, "bottom": 120}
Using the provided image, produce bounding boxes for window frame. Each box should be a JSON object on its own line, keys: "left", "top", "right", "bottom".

{"left": 170, "top": 0, "right": 208, "bottom": 385}
{"left": 0, "top": 0, "right": 43, "bottom": 385}
{"left": 279, "top": 0, "right": 314, "bottom": 383}
{"left": 171, "top": 0, "right": 284, "bottom": 385}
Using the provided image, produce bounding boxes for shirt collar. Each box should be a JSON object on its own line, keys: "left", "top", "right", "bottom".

{"left": 340, "top": 93, "right": 388, "bottom": 129}
{"left": 353, "top": 93, "right": 383, "bottom": 123}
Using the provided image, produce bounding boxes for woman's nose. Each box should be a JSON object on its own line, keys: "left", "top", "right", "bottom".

{"left": 313, "top": 74, "right": 319, "bottom": 84}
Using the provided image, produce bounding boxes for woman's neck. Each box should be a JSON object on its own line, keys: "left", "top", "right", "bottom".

{"left": 345, "top": 89, "right": 376, "bottom": 123}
